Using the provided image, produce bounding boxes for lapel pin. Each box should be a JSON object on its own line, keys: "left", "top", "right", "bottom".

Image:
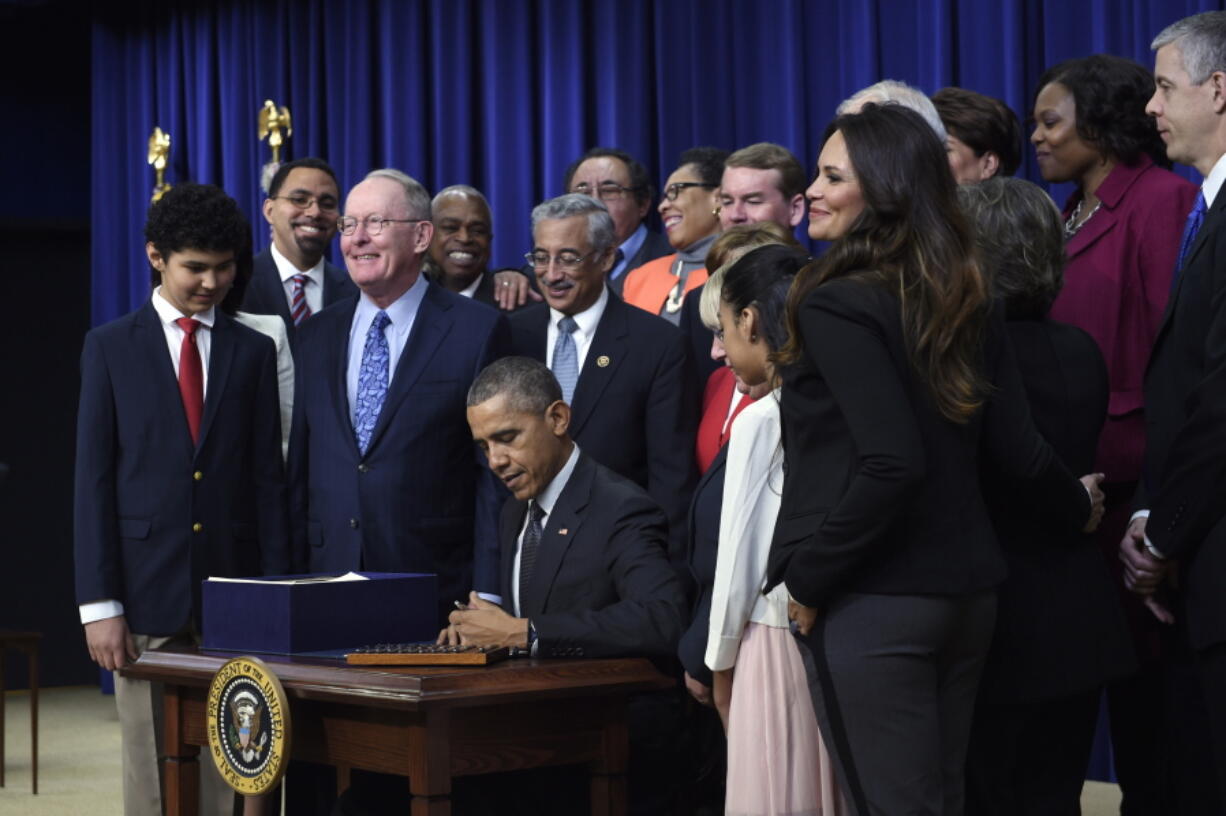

{"left": 558, "top": 528, "right": 569, "bottom": 535}
{"left": 596, "top": 355, "right": 610, "bottom": 368}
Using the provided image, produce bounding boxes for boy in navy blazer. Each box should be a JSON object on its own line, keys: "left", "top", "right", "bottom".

{"left": 74, "top": 184, "right": 289, "bottom": 815}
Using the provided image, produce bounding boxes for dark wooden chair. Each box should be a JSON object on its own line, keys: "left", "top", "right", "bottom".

{"left": 0, "top": 630, "right": 40, "bottom": 794}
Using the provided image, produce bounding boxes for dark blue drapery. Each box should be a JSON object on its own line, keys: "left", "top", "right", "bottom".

{"left": 91, "top": 0, "right": 1219, "bottom": 327}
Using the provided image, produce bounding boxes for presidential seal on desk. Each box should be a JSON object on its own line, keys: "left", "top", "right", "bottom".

{"left": 205, "top": 656, "right": 291, "bottom": 795}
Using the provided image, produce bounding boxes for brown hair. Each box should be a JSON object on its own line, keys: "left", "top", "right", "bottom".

{"left": 931, "top": 87, "right": 1023, "bottom": 176}
{"left": 724, "top": 142, "right": 807, "bottom": 199}
{"left": 777, "top": 104, "right": 989, "bottom": 423}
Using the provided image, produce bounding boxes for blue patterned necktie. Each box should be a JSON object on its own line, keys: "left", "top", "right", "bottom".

{"left": 353, "top": 310, "right": 391, "bottom": 455}
{"left": 552, "top": 316, "right": 580, "bottom": 403}
{"left": 1172, "top": 191, "right": 1207, "bottom": 293}
{"left": 517, "top": 501, "right": 547, "bottom": 613}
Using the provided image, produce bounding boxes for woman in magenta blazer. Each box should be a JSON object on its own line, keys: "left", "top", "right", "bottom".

{"left": 1031, "top": 53, "right": 1198, "bottom": 809}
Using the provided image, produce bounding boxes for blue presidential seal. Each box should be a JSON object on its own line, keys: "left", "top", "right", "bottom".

{"left": 206, "top": 656, "right": 290, "bottom": 795}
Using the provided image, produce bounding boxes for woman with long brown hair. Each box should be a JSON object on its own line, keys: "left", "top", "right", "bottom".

{"left": 766, "top": 103, "right": 1102, "bottom": 815}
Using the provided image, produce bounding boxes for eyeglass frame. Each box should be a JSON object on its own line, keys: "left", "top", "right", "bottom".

{"left": 337, "top": 215, "right": 426, "bottom": 236}
{"left": 663, "top": 182, "right": 718, "bottom": 201}
{"left": 523, "top": 249, "right": 605, "bottom": 269}
{"left": 272, "top": 193, "right": 340, "bottom": 212}
{"left": 569, "top": 181, "right": 645, "bottom": 202}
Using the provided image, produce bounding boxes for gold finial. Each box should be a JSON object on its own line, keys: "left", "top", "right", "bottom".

{"left": 147, "top": 126, "right": 172, "bottom": 203}
{"left": 258, "top": 99, "right": 292, "bottom": 166}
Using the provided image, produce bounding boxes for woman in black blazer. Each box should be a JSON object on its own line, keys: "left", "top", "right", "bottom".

{"left": 959, "top": 177, "right": 1135, "bottom": 815}
{"left": 766, "top": 104, "right": 1102, "bottom": 816}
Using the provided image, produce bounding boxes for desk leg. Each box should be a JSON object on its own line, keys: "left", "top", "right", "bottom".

{"left": 407, "top": 710, "right": 450, "bottom": 816}
{"left": 590, "top": 698, "right": 629, "bottom": 816}
{"left": 162, "top": 684, "right": 200, "bottom": 816}
{"left": 29, "top": 648, "right": 37, "bottom": 795}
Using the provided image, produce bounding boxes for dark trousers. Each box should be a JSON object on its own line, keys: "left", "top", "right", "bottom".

{"left": 1199, "top": 641, "right": 1226, "bottom": 810}
{"left": 795, "top": 591, "right": 996, "bottom": 816}
{"left": 964, "top": 689, "right": 1099, "bottom": 816}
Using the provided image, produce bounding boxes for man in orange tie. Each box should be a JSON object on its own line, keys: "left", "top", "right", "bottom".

{"left": 74, "top": 184, "right": 288, "bottom": 816}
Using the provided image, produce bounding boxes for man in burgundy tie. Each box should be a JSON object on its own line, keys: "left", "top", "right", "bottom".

{"left": 74, "top": 184, "right": 288, "bottom": 816}
{"left": 240, "top": 157, "right": 358, "bottom": 339}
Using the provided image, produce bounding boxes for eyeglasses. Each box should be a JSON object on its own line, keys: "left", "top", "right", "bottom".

{"left": 663, "top": 182, "right": 717, "bottom": 201}
{"left": 337, "top": 215, "right": 424, "bottom": 236}
{"left": 273, "top": 194, "right": 339, "bottom": 212}
{"left": 524, "top": 250, "right": 600, "bottom": 269}
{"left": 570, "top": 182, "right": 642, "bottom": 202}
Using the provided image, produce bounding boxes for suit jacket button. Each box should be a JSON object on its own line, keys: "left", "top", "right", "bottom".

{"left": 349, "top": 518, "right": 359, "bottom": 529}
{"left": 193, "top": 471, "right": 203, "bottom": 481}
{"left": 358, "top": 464, "right": 370, "bottom": 473}
{"left": 192, "top": 522, "right": 203, "bottom": 533}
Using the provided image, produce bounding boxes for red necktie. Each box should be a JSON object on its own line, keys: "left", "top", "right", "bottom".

{"left": 175, "top": 317, "right": 204, "bottom": 444}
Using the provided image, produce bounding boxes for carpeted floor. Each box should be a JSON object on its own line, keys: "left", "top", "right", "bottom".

{"left": 1, "top": 687, "right": 1123, "bottom": 815}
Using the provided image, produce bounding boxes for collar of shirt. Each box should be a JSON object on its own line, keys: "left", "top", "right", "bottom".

{"left": 609, "top": 223, "right": 648, "bottom": 281}
{"left": 534, "top": 443, "right": 580, "bottom": 517}
{"left": 152, "top": 285, "right": 217, "bottom": 329}
{"left": 1202, "top": 152, "right": 1226, "bottom": 209}
{"left": 270, "top": 241, "right": 326, "bottom": 283}
{"left": 547, "top": 283, "right": 608, "bottom": 370}
{"left": 352, "top": 273, "right": 428, "bottom": 342}
{"left": 459, "top": 271, "right": 485, "bottom": 299}
{"left": 549, "top": 283, "right": 607, "bottom": 344}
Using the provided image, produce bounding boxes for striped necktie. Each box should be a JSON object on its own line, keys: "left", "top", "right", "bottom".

{"left": 290, "top": 274, "right": 312, "bottom": 325}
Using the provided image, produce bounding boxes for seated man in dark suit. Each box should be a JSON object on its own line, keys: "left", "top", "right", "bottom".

{"left": 441, "top": 356, "right": 686, "bottom": 816}
{"left": 510, "top": 194, "right": 697, "bottom": 569}
{"left": 241, "top": 157, "right": 357, "bottom": 336}
{"left": 441, "top": 355, "right": 685, "bottom": 657}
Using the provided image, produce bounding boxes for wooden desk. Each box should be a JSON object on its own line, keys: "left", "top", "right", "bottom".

{"left": 0, "top": 629, "right": 40, "bottom": 795}
{"left": 122, "top": 647, "right": 672, "bottom": 815}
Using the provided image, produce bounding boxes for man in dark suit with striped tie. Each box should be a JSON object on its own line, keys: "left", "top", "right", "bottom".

{"left": 241, "top": 157, "right": 357, "bottom": 338}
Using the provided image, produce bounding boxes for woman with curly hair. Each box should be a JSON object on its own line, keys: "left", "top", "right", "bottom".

{"left": 769, "top": 103, "right": 1101, "bottom": 816}
{"left": 1031, "top": 54, "right": 1198, "bottom": 810}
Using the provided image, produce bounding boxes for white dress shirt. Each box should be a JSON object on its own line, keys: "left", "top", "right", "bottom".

{"left": 458, "top": 272, "right": 485, "bottom": 299}
{"left": 706, "top": 392, "right": 790, "bottom": 672}
{"left": 511, "top": 444, "right": 580, "bottom": 619}
{"left": 545, "top": 284, "right": 609, "bottom": 372}
{"left": 345, "top": 274, "right": 428, "bottom": 425}
{"left": 234, "top": 311, "right": 294, "bottom": 461}
{"left": 271, "top": 242, "right": 327, "bottom": 316}
{"left": 79, "top": 289, "right": 219, "bottom": 625}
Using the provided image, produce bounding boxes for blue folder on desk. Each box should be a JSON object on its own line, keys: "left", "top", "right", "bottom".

{"left": 201, "top": 571, "right": 437, "bottom": 655}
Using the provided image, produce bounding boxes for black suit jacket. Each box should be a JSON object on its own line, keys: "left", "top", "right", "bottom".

{"left": 241, "top": 248, "right": 357, "bottom": 339}
{"left": 74, "top": 302, "right": 289, "bottom": 634}
{"left": 767, "top": 279, "right": 1090, "bottom": 607}
{"left": 1139, "top": 191, "right": 1226, "bottom": 649}
{"left": 500, "top": 453, "right": 686, "bottom": 658}
{"left": 978, "top": 318, "right": 1135, "bottom": 704}
{"left": 676, "top": 445, "right": 726, "bottom": 686}
{"left": 509, "top": 293, "right": 698, "bottom": 566}
{"left": 679, "top": 287, "right": 721, "bottom": 397}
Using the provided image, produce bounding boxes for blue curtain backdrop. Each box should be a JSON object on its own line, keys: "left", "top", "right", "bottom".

{"left": 91, "top": 0, "right": 1221, "bottom": 327}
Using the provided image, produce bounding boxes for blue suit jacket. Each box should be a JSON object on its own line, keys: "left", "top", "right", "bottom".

{"left": 241, "top": 247, "right": 357, "bottom": 340}
{"left": 74, "top": 301, "right": 290, "bottom": 635}
{"left": 509, "top": 293, "right": 698, "bottom": 569}
{"left": 288, "top": 280, "right": 510, "bottom": 625}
